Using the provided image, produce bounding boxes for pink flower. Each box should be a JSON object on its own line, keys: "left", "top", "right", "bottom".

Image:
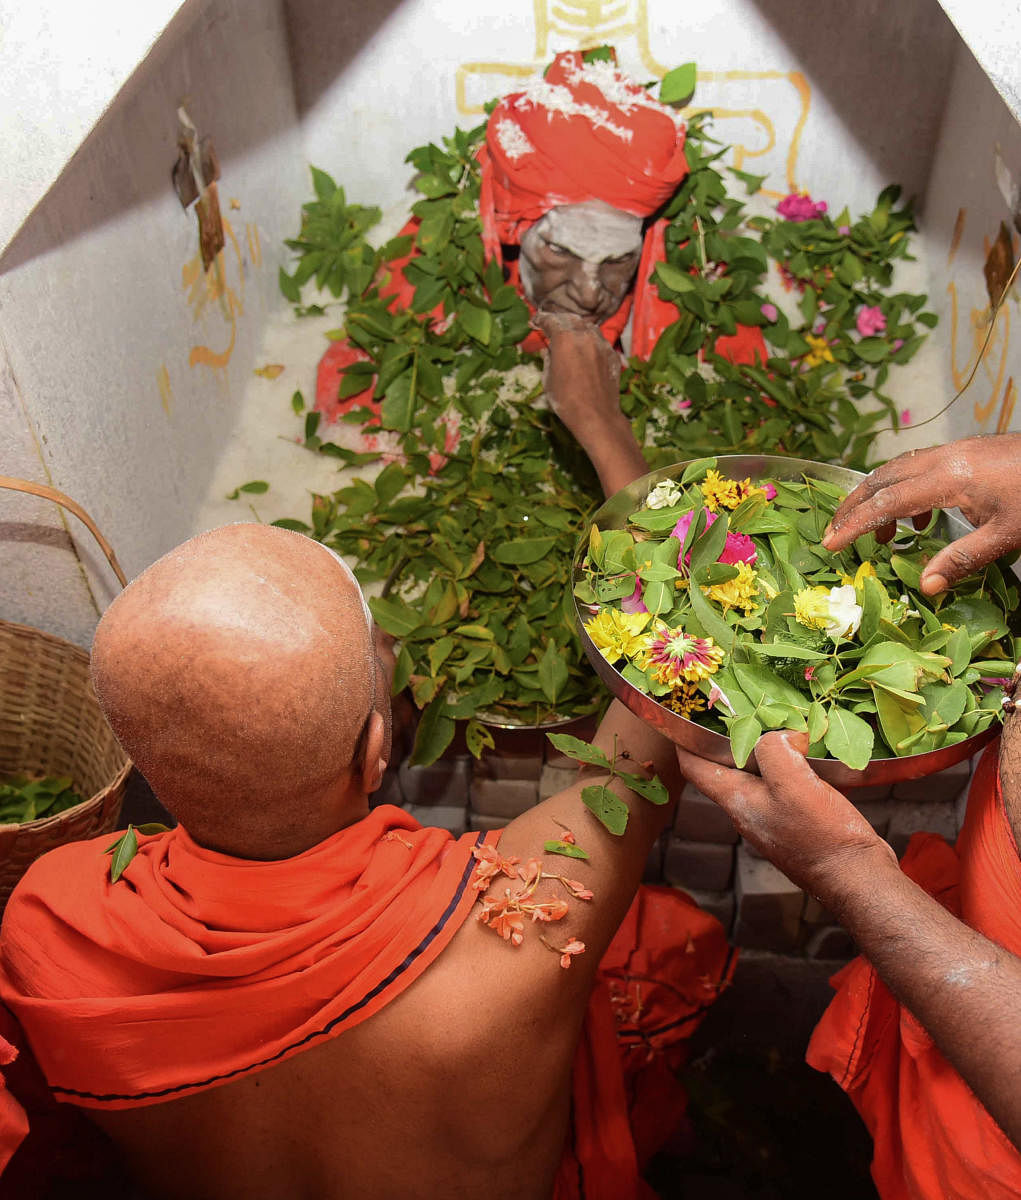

{"left": 719, "top": 532, "right": 757, "bottom": 565}
{"left": 621, "top": 576, "right": 649, "bottom": 615}
{"left": 777, "top": 192, "right": 828, "bottom": 222}
{"left": 856, "top": 305, "right": 886, "bottom": 337}
{"left": 760, "top": 302, "right": 778, "bottom": 322}
{"left": 707, "top": 682, "right": 734, "bottom": 712}
{"left": 893, "top": 338, "right": 904, "bottom": 351}
{"left": 673, "top": 397, "right": 693, "bottom": 413}
{"left": 838, "top": 225, "right": 851, "bottom": 235}
{"left": 762, "top": 483, "right": 777, "bottom": 500}
{"left": 901, "top": 409, "right": 911, "bottom": 426}
{"left": 671, "top": 509, "right": 714, "bottom": 558}
{"left": 804, "top": 666, "right": 816, "bottom": 681}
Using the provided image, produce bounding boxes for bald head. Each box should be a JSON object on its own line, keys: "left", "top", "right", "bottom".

{"left": 92, "top": 525, "right": 383, "bottom": 857}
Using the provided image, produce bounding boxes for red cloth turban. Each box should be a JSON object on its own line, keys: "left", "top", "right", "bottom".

{"left": 479, "top": 50, "right": 689, "bottom": 258}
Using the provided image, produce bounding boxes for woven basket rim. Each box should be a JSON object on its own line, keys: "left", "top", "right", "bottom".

{"left": 0, "top": 757, "right": 132, "bottom": 833}
{"left": 0, "top": 615, "right": 93, "bottom": 656}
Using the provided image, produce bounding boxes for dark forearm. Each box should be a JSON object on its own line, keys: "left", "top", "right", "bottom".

{"left": 580, "top": 416, "right": 650, "bottom": 497}
{"left": 823, "top": 847, "right": 1021, "bottom": 1149}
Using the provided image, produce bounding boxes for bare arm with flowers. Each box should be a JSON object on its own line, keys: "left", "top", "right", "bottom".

{"left": 676, "top": 731, "right": 1021, "bottom": 1152}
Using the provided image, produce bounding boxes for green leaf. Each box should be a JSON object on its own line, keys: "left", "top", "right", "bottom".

{"left": 428, "top": 636, "right": 456, "bottom": 675}
{"left": 680, "top": 458, "right": 717, "bottom": 485}
{"left": 754, "top": 641, "right": 829, "bottom": 661}
{"left": 491, "top": 536, "right": 558, "bottom": 565}
{"left": 945, "top": 626, "right": 972, "bottom": 677}
{"left": 279, "top": 268, "right": 301, "bottom": 303}
{"left": 854, "top": 337, "right": 890, "bottom": 363}
{"left": 368, "top": 596, "right": 421, "bottom": 638}
{"left": 291, "top": 390, "right": 305, "bottom": 414}
{"left": 655, "top": 262, "right": 696, "bottom": 294}
{"left": 310, "top": 165, "right": 337, "bottom": 201}
{"left": 459, "top": 304, "right": 493, "bottom": 345}
{"left": 659, "top": 61, "right": 697, "bottom": 105}
{"left": 392, "top": 645, "right": 413, "bottom": 695}
{"left": 381, "top": 373, "right": 415, "bottom": 432}
{"left": 940, "top": 596, "right": 1009, "bottom": 640}
{"left": 538, "top": 640, "right": 569, "bottom": 704}
{"left": 581, "top": 783, "right": 630, "bottom": 835}
{"left": 689, "top": 577, "right": 736, "bottom": 651}
{"left": 107, "top": 825, "right": 139, "bottom": 883}
{"left": 546, "top": 733, "right": 611, "bottom": 769}
{"left": 410, "top": 699, "right": 456, "bottom": 766}
{"left": 543, "top": 839, "right": 590, "bottom": 861}
{"left": 808, "top": 700, "right": 828, "bottom": 743}
{"left": 617, "top": 771, "right": 670, "bottom": 805}
{"left": 823, "top": 706, "right": 874, "bottom": 770}
{"left": 729, "top": 714, "right": 762, "bottom": 768}
{"left": 465, "top": 718, "right": 496, "bottom": 759}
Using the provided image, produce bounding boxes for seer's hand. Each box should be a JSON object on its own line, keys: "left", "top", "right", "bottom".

{"left": 821, "top": 434, "right": 1021, "bottom": 595}
{"left": 675, "top": 732, "right": 895, "bottom": 901}
{"left": 533, "top": 310, "right": 622, "bottom": 438}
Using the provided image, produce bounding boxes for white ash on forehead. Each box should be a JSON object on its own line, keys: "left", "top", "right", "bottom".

{"left": 513, "top": 79, "right": 634, "bottom": 143}
{"left": 495, "top": 119, "right": 535, "bottom": 161}
{"left": 540, "top": 202, "right": 643, "bottom": 262}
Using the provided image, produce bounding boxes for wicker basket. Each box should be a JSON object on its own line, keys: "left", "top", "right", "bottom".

{"left": 0, "top": 477, "right": 131, "bottom": 906}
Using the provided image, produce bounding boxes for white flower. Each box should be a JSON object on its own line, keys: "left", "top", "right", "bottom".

{"left": 646, "top": 480, "right": 683, "bottom": 510}
{"left": 823, "top": 585, "right": 863, "bottom": 640}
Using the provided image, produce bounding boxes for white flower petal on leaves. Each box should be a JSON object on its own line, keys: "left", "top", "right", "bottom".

{"left": 645, "top": 480, "right": 683, "bottom": 510}
{"left": 823, "top": 585, "right": 863, "bottom": 640}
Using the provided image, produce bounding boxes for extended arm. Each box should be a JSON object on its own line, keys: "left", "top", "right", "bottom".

{"left": 677, "top": 732, "right": 1021, "bottom": 1150}
{"left": 534, "top": 311, "right": 649, "bottom": 496}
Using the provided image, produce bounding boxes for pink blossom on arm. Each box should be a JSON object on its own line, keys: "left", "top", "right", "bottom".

{"left": 777, "top": 192, "right": 827, "bottom": 222}
{"left": 760, "top": 302, "right": 778, "bottom": 322}
{"left": 621, "top": 576, "right": 649, "bottom": 615}
{"left": 855, "top": 305, "right": 886, "bottom": 337}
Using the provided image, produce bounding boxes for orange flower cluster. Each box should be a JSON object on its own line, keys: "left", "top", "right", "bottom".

{"left": 470, "top": 842, "right": 592, "bottom": 968}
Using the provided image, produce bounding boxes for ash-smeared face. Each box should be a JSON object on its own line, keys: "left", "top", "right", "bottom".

{"left": 519, "top": 200, "right": 643, "bottom": 324}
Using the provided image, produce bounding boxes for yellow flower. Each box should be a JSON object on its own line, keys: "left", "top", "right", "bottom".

{"left": 804, "top": 333, "right": 835, "bottom": 368}
{"left": 700, "top": 469, "right": 742, "bottom": 512}
{"left": 585, "top": 608, "right": 652, "bottom": 663}
{"left": 703, "top": 562, "right": 759, "bottom": 614}
{"left": 663, "top": 681, "right": 706, "bottom": 719}
{"left": 793, "top": 585, "right": 832, "bottom": 630}
{"left": 840, "top": 561, "right": 878, "bottom": 594}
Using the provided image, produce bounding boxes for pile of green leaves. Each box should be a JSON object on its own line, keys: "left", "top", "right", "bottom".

{"left": 624, "top": 119, "right": 934, "bottom": 472}
{"left": 0, "top": 775, "right": 85, "bottom": 825}
{"left": 577, "top": 459, "right": 1017, "bottom": 770}
{"left": 267, "top": 52, "right": 938, "bottom": 764}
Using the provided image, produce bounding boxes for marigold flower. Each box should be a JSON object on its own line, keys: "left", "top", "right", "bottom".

{"left": 470, "top": 843, "right": 521, "bottom": 891}
{"left": 700, "top": 470, "right": 742, "bottom": 512}
{"left": 803, "top": 333, "right": 835, "bottom": 368}
{"left": 703, "top": 562, "right": 759, "bottom": 615}
{"left": 585, "top": 608, "right": 652, "bottom": 663}
{"left": 664, "top": 682, "right": 706, "bottom": 719}
{"left": 644, "top": 625, "right": 725, "bottom": 685}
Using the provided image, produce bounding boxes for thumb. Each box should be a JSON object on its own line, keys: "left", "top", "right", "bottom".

{"left": 753, "top": 730, "right": 816, "bottom": 795}
{"left": 920, "top": 524, "right": 1006, "bottom": 594}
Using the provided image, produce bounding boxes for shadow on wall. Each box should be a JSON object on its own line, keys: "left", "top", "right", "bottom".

{"left": 0, "top": 0, "right": 304, "bottom": 277}
{"left": 746, "top": 0, "right": 960, "bottom": 213}
{"left": 282, "top": 0, "right": 409, "bottom": 118}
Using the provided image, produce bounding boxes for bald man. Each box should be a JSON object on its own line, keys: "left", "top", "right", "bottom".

{"left": 0, "top": 524, "right": 732, "bottom": 1200}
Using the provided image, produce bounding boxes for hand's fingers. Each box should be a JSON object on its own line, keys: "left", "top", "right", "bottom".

{"left": 753, "top": 731, "right": 846, "bottom": 809}
{"left": 532, "top": 309, "right": 591, "bottom": 337}
{"left": 920, "top": 523, "right": 1010, "bottom": 594}
{"left": 875, "top": 521, "right": 897, "bottom": 545}
{"left": 822, "top": 474, "right": 945, "bottom": 550}
{"left": 912, "top": 510, "right": 932, "bottom": 531}
{"left": 674, "top": 745, "right": 768, "bottom": 813}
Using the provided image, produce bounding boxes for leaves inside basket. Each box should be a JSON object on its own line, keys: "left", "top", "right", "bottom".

{"left": 0, "top": 775, "right": 85, "bottom": 824}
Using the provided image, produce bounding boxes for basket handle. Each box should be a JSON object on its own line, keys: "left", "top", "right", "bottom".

{"left": 0, "top": 476, "right": 128, "bottom": 588}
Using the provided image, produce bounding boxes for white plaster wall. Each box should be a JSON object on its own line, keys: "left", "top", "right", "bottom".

{"left": 0, "top": 0, "right": 187, "bottom": 252}
{"left": 881, "top": 38, "right": 1021, "bottom": 454}
{"left": 0, "top": 0, "right": 308, "bottom": 640}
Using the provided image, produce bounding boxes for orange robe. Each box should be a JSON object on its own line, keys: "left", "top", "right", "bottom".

{"left": 807, "top": 743, "right": 1021, "bottom": 1199}
{"left": 0, "top": 806, "right": 732, "bottom": 1196}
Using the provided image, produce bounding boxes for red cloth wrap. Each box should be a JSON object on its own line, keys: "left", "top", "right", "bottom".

{"left": 807, "top": 742, "right": 1021, "bottom": 1199}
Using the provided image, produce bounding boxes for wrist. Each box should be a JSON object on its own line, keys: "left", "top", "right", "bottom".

{"left": 808, "top": 838, "right": 901, "bottom": 922}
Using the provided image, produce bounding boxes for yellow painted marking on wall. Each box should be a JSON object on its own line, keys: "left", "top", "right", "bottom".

{"left": 246, "top": 222, "right": 263, "bottom": 268}
{"left": 183, "top": 217, "right": 246, "bottom": 372}
{"left": 996, "top": 376, "right": 1016, "bottom": 433}
{"left": 156, "top": 364, "right": 173, "bottom": 416}
{"left": 458, "top": 2, "right": 811, "bottom": 196}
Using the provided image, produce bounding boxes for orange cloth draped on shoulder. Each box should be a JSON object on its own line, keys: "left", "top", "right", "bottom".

{"left": 0, "top": 805, "right": 733, "bottom": 1195}
{"left": 807, "top": 741, "right": 1021, "bottom": 1200}
{"left": 0, "top": 1010, "right": 28, "bottom": 1172}
{"left": 0, "top": 806, "right": 492, "bottom": 1108}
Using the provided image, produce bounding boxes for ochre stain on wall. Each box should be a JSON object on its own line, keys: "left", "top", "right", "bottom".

{"left": 156, "top": 364, "right": 173, "bottom": 416}
{"left": 182, "top": 217, "right": 246, "bottom": 371}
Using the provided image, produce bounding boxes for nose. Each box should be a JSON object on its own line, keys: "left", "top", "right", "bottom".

{"left": 566, "top": 262, "right": 604, "bottom": 314}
